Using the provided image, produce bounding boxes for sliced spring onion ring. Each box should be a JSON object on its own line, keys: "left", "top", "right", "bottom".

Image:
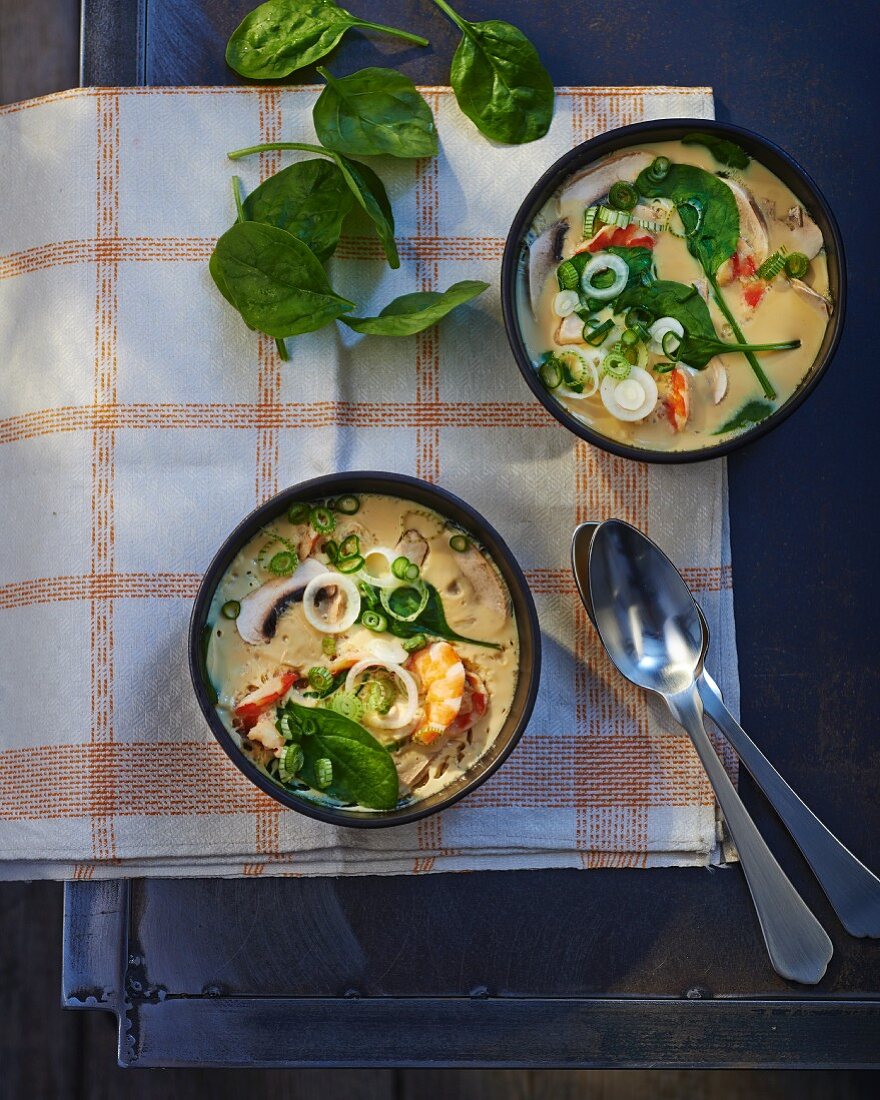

{"left": 449, "top": 534, "right": 470, "bottom": 553}
{"left": 584, "top": 318, "right": 616, "bottom": 346}
{"left": 337, "top": 555, "right": 365, "bottom": 575}
{"left": 648, "top": 317, "right": 685, "bottom": 355}
{"left": 597, "top": 205, "right": 630, "bottom": 228}
{"left": 784, "top": 252, "right": 810, "bottom": 279}
{"left": 539, "top": 356, "right": 563, "bottom": 390}
{"left": 556, "top": 347, "right": 600, "bottom": 399}
{"left": 345, "top": 659, "right": 418, "bottom": 731}
{"left": 221, "top": 600, "right": 240, "bottom": 620}
{"left": 631, "top": 216, "right": 666, "bottom": 232}
{"left": 361, "top": 609, "right": 389, "bottom": 633}
{"left": 553, "top": 289, "right": 581, "bottom": 317}
{"left": 556, "top": 259, "right": 579, "bottom": 291}
{"left": 302, "top": 572, "right": 361, "bottom": 634}
{"left": 756, "top": 249, "right": 786, "bottom": 280}
{"left": 600, "top": 366, "right": 659, "bottom": 422}
{"left": 581, "top": 253, "right": 629, "bottom": 301}
{"left": 662, "top": 330, "right": 683, "bottom": 359}
{"left": 334, "top": 494, "right": 360, "bottom": 515}
{"left": 380, "top": 582, "right": 429, "bottom": 623}
{"left": 310, "top": 506, "right": 335, "bottom": 534}
{"left": 602, "top": 350, "right": 631, "bottom": 380}
{"left": 647, "top": 155, "right": 671, "bottom": 182}
{"left": 583, "top": 205, "right": 599, "bottom": 238}
{"left": 287, "top": 501, "right": 309, "bottom": 525}
{"left": 608, "top": 180, "right": 638, "bottom": 212}
{"left": 268, "top": 551, "right": 297, "bottom": 576}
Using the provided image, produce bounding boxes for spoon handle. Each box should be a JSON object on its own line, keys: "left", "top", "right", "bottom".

{"left": 699, "top": 671, "right": 880, "bottom": 938}
{"left": 666, "top": 687, "right": 832, "bottom": 985}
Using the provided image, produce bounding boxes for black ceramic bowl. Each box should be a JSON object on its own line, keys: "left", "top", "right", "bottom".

{"left": 188, "top": 472, "right": 541, "bottom": 828}
{"left": 501, "top": 118, "right": 846, "bottom": 464}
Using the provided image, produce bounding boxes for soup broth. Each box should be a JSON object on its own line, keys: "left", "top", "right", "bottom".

{"left": 521, "top": 138, "right": 832, "bottom": 451}
{"left": 207, "top": 492, "right": 519, "bottom": 811}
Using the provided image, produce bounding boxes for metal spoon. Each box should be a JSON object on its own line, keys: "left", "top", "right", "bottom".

{"left": 573, "top": 521, "right": 880, "bottom": 939}
{"left": 583, "top": 518, "right": 832, "bottom": 984}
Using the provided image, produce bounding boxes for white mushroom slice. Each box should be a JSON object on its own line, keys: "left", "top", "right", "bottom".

{"left": 778, "top": 206, "right": 823, "bottom": 259}
{"left": 790, "top": 278, "right": 833, "bottom": 317}
{"left": 449, "top": 537, "right": 510, "bottom": 620}
{"left": 558, "top": 151, "right": 654, "bottom": 210}
{"left": 600, "top": 367, "right": 658, "bottom": 422}
{"left": 528, "top": 220, "right": 569, "bottom": 317}
{"left": 719, "top": 177, "right": 770, "bottom": 263}
{"left": 555, "top": 313, "right": 585, "bottom": 344}
{"left": 236, "top": 557, "right": 326, "bottom": 645}
{"left": 395, "top": 528, "right": 429, "bottom": 568}
{"left": 708, "top": 362, "right": 729, "bottom": 404}
{"left": 302, "top": 572, "right": 361, "bottom": 634}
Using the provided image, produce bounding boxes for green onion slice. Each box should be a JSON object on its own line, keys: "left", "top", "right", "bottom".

{"left": 357, "top": 581, "right": 379, "bottom": 609}
{"left": 278, "top": 743, "right": 305, "bottom": 782}
{"left": 337, "top": 554, "right": 365, "bottom": 575}
{"left": 556, "top": 259, "right": 579, "bottom": 291}
{"left": 609, "top": 180, "right": 638, "bottom": 212}
{"left": 338, "top": 533, "right": 360, "bottom": 559}
{"left": 310, "top": 506, "right": 336, "bottom": 534}
{"left": 602, "top": 351, "right": 632, "bottom": 380}
{"left": 268, "top": 551, "right": 297, "bottom": 576}
{"left": 784, "top": 252, "right": 810, "bottom": 279}
{"left": 583, "top": 205, "right": 599, "bottom": 239}
{"left": 621, "top": 328, "right": 639, "bottom": 347}
{"left": 314, "top": 757, "right": 333, "bottom": 789}
{"left": 328, "top": 692, "right": 363, "bottom": 721}
{"left": 539, "top": 356, "right": 564, "bottom": 390}
{"left": 321, "top": 636, "right": 337, "bottom": 658}
{"left": 625, "top": 307, "right": 654, "bottom": 329}
{"left": 449, "top": 534, "right": 470, "bottom": 553}
{"left": 380, "top": 583, "right": 430, "bottom": 623}
{"left": 647, "top": 155, "right": 671, "bottom": 182}
{"left": 323, "top": 539, "right": 339, "bottom": 564}
{"left": 756, "top": 249, "right": 786, "bottom": 281}
{"left": 334, "top": 494, "right": 361, "bottom": 515}
{"left": 401, "top": 632, "right": 428, "bottom": 652}
{"left": 585, "top": 318, "right": 615, "bottom": 346}
{"left": 308, "top": 666, "right": 334, "bottom": 693}
{"left": 597, "top": 205, "right": 630, "bottom": 228}
{"left": 221, "top": 600, "right": 240, "bottom": 620}
{"left": 653, "top": 362, "right": 676, "bottom": 374}
{"left": 662, "top": 330, "right": 683, "bottom": 359}
{"left": 287, "top": 501, "right": 310, "bottom": 525}
{"left": 361, "top": 609, "right": 389, "bottom": 633}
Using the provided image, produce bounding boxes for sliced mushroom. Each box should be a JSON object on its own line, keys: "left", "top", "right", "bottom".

{"left": 790, "top": 277, "right": 833, "bottom": 317}
{"left": 558, "top": 151, "right": 654, "bottom": 209}
{"left": 777, "top": 205, "right": 823, "bottom": 259}
{"left": 529, "top": 220, "right": 569, "bottom": 317}
{"left": 395, "top": 528, "right": 429, "bottom": 568}
{"left": 449, "top": 537, "right": 510, "bottom": 621}
{"left": 707, "top": 362, "right": 729, "bottom": 404}
{"left": 235, "top": 557, "right": 325, "bottom": 645}
{"left": 555, "top": 313, "right": 584, "bottom": 344}
{"left": 719, "top": 177, "right": 770, "bottom": 263}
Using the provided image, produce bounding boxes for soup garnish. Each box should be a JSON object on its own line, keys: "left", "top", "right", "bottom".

{"left": 523, "top": 135, "right": 833, "bottom": 451}
{"left": 207, "top": 493, "right": 519, "bottom": 810}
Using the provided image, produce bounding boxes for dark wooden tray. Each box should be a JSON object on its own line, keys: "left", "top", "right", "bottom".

{"left": 65, "top": 0, "right": 880, "bottom": 1067}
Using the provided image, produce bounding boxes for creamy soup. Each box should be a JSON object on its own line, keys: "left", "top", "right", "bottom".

{"left": 521, "top": 137, "right": 833, "bottom": 451}
{"left": 207, "top": 492, "right": 519, "bottom": 812}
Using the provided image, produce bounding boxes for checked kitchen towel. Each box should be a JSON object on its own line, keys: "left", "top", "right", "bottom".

{"left": 0, "top": 84, "right": 739, "bottom": 878}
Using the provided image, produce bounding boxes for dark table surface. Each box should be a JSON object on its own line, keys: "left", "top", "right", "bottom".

{"left": 66, "top": 0, "right": 880, "bottom": 1069}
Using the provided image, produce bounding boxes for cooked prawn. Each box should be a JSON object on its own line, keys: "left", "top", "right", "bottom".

{"left": 410, "top": 641, "right": 465, "bottom": 745}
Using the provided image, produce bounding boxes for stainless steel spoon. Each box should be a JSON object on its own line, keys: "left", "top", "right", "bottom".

{"left": 583, "top": 518, "right": 832, "bottom": 984}
{"left": 573, "top": 521, "right": 880, "bottom": 939}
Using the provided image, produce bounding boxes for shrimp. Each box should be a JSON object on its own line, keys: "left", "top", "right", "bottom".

{"left": 410, "top": 641, "right": 465, "bottom": 745}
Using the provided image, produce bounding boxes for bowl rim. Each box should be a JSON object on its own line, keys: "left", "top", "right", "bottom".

{"left": 500, "top": 117, "right": 847, "bottom": 464}
{"left": 187, "top": 471, "right": 542, "bottom": 829}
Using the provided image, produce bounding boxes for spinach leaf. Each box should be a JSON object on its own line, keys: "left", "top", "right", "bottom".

{"left": 606, "top": 245, "right": 654, "bottom": 290}
{"left": 242, "top": 159, "right": 353, "bottom": 262}
{"left": 678, "top": 333, "right": 801, "bottom": 370}
{"left": 226, "top": 0, "right": 428, "bottom": 80}
{"left": 681, "top": 132, "right": 751, "bottom": 170}
{"left": 617, "top": 279, "right": 716, "bottom": 343}
{"left": 387, "top": 583, "right": 501, "bottom": 649}
{"left": 279, "top": 701, "right": 399, "bottom": 809}
{"left": 333, "top": 152, "right": 400, "bottom": 268}
{"left": 209, "top": 221, "right": 354, "bottom": 338}
{"left": 314, "top": 66, "right": 438, "bottom": 158}
{"left": 341, "top": 279, "right": 488, "bottom": 335}
{"left": 712, "top": 400, "right": 775, "bottom": 436}
{"left": 635, "top": 162, "right": 739, "bottom": 277}
{"left": 432, "top": 0, "right": 554, "bottom": 145}
{"left": 228, "top": 140, "right": 400, "bottom": 269}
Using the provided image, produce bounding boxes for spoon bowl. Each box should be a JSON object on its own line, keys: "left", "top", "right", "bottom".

{"left": 588, "top": 519, "right": 706, "bottom": 697}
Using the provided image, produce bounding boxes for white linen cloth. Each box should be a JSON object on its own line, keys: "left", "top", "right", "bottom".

{"left": 0, "top": 84, "right": 739, "bottom": 879}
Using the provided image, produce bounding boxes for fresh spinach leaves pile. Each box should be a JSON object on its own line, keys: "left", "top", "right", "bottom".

{"left": 227, "top": 0, "right": 554, "bottom": 146}
{"left": 212, "top": 84, "right": 487, "bottom": 356}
